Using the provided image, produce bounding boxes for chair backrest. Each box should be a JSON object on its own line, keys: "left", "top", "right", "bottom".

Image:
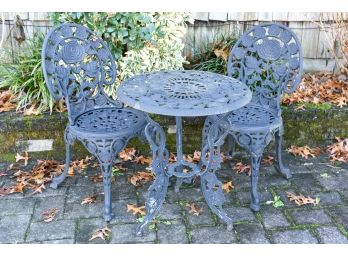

{"left": 227, "top": 23, "right": 303, "bottom": 115}
{"left": 42, "top": 23, "right": 122, "bottom": 124}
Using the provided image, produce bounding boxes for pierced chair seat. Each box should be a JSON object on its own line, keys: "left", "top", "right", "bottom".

{"left": 71, "top": 107, "right": 147, "bottom": 138}
{"left": 226, "top": 104, "right": 281, "bottom": 132}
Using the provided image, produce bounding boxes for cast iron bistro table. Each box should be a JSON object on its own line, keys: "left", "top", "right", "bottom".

{"left": 116, "top": 70, "right": 252, "bottom": 235}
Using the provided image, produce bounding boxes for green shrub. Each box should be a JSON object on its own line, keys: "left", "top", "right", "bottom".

{"left": 184, "top": 33, "right": 237, "bottom": 75}
{"left": 51, "top": 12, "right": 193, "bottom": 89}
{"left": 0, "top": 33, "right": 54, "bottom": 113}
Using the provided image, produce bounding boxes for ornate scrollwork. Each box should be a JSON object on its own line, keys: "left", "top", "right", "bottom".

{"left": 227, "top": 23, "right": 303, "bottom": 113}
{"left": 42, "top": 23, "right": 122, "bottom": 124}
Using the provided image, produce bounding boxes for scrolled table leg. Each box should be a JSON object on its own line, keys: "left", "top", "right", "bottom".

{"left": 200, "top": 115, "right": 233, "bottom": 230}
{"left": 136, "top": 119, "right": 170, "bottom": 236}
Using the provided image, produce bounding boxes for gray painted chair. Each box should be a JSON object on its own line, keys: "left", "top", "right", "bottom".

{"left": 41, "top": 23, "right": 148, "bottom": 221}
{"left": 204, "top": 23, "right": 303, "bottom": 211}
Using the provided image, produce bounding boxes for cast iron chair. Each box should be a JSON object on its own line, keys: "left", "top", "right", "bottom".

{"left": 204, "top": 23, "right": 303, "bottom": 211}
{"left": 42, "top": 23, "right": 148, "bottom": 221}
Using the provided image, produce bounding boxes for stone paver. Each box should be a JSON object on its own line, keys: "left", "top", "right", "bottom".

{"left": 271, "top": 230, "right": 318, "bottom": 244}
{"left": 110, "top": 223, "right": 156, "bottom": 243}
{"left": 316, "top": 226, "right": 348, "bottom": 244}
{"left": 234, "top": 222, "right": 270, "bottom": 243}
{"left": 26, "top": 220, "right": 75, "bottom": 242}
{"left": 0, "top": 214, "right": 31, "bottom": 243}
{"left": 1, "top": 149, "right": 348, "bottom": 244}
{"left": 157, "top": 220, "right": 188, "bottom": 244}
{"left": 290, "top": 209, "right": 331, "bottom": 225}
{"left": 190, "top": 226, "right": 236, "bottom": 244}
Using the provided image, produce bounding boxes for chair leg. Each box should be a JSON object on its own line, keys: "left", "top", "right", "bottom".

{"left": 226, "top": 134, "right": 235, "bottom": 157}
{"left": 250, "top": 154, "right": 262, "bottom": 212}
{"left": 275, "top": 129, "right": 292, "bottom": 179}
{"left": 50, "top": 142, "right": 71, "bottom": 189}
{"left": 100, "top": 162, "right": 114, "bottom": 221}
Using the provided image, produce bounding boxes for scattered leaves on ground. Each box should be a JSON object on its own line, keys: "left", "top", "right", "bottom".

{"left": 327, "top": 137, "right": 348, "bottom": 163}
{"left": 127, "top": 171, "right": 155, "bottom": 186}
{"left": 186, "top": 202, "right": 203, "bottom": 216}
{"left": 262, "top": 155, "right": 275, "bottom": 165}
{"left": 67, "top": 156, "right": 92, "bottom": 176}
{"left": 287, "top": 145, "right": 322, "bottom": 159}
{"left": 266, "top": 195, "right": 284, "bottom": 208}
{"left": 127, "top": 204, "right": 146, "bottom": 216}
{"left": 282, "top": 72, "right": 348, "bottom": 108}
{"left": 184, "top": 150, "right": 202, "bottom": 163}
{"left": 42, "top": 208, "right": 59, "bottom": 222}
{"left": 81, "top": 195, "right": 97, "bottom": 205}
{"left": 287, "top": 192, "right": 320, "bottom": 206}
{"left": 118, "top": 148, "right": 136, "bottom": 161}
{"left": 132, "top": 155, "right": 152, "bottom": 165}
{"left": 89, "top": 227, "right": 111, "bottom": 241}
{"left": 222, "top": 181, "right": 234, "bottom": 193}
{"left": 233, "top": 162, "right": 251, "bottom": 176}
{"left": 0, "top": 90, "right": 16, "bottom": 112}
{"left": 15, "top": 152, "right": 29, "bottom": 166}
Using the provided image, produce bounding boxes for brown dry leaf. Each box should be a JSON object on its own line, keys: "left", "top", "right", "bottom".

{"left": 294, "top": 104, "right": 306, "bottom": 111}
{"left": 68, "top": 156, "right": 92, "bottom": 176}
{"left": 214, "top": 47, "right": 229, "bottom": 62}
{"left": 128, "top": 171, "right": 155, "bottom": 186}
{"left": 169, "top": 153, "right": 177, "bottom": 163}
{"left": 23, "top": 105, "right": 39, "bottom": 116}
{"left": 89, "top": 227, "right": 111, "bottom": 241}
{"left": 15, "top": 152, "right": 29, "bottom": 166}
{"left": 327, "top": 137, "right": 348, "bottom": 163}
{"left": 222, "top": 181, "right": 234, "bottom": 193}
{"left": 90, "top": 174, "right": 103, "bottom": 183}
{"left": 0, "top": 90, "right": 17, "bottom": 112}
{"left": 186, "top": 202, "right": 203, "bottom": 216}
{"left": 262, "top": 155, "right": 275, "bottom": 165}
{"left": 118, "top": 148, "right": 136, "bottom": 161}
{"left": 0, "top": 182, "right": 26, "bottom": 196}
{"left": 132, "top": 155, "right": 152, "bottom": 165}
{"left": 287, "top": 145, "right": 321, "bottom": 159}
{"left": 42, "top": 208, "right": 59, "bottom": 223}
{"left": 287, "top": 192, "right": 318, "bottom": 206}
{"left": 233, "top": 162, "right": 251, "bottom": 176}
{"left": 81, "top": 195, "right": 97, "bottom": 205}
{"left": 184, "top": 150, "right": 201, "bottom": 163}
{"left": 127, "top": 204, "right": 146, "bottom": 216}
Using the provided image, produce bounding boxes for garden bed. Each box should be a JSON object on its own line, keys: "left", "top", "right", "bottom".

{"left": 0, "top": 105, "right": 347, "bottom": 162}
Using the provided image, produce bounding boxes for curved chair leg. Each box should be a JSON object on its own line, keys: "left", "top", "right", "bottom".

{"left": 50, "top": 141, "right": 72, "bottom": 189}
{"left": 274, "top": 129, "right": 292, "bottom": 179}
{"left": 250, "top": 154, "right": 262, "bottom": 211}
{"left": 226, "top": 134, "right": 235, "bottom": 157}
{"left": 100, "top": 162, "right": 114, "bottom": 221}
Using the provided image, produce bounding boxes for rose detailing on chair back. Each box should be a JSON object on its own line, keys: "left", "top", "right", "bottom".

{"left": 227, "top": 23, "right": 303, "bottom": 114}
{"left": 42, "top": 23, "right": 121, "bottom": 124}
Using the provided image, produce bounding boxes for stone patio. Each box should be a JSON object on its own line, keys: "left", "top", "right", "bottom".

{"left": 0, "top": 150, "right": 348, "bottom": 244}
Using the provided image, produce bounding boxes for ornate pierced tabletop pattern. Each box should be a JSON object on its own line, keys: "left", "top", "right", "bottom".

{"left": 117, "top": 70, "right": 252, "bottom": 117}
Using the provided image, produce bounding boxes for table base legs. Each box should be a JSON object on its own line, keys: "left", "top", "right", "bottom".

{"left": 137, "top": 115, "right": 233, "bottom": 235}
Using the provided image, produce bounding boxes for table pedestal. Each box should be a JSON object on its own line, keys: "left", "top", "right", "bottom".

{"left": 136, "top": 115, "right": 233, "bottom": 235}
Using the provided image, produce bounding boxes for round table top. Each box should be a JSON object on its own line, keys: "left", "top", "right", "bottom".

{"left": 116, "top": 70, "right": 252, "bottom": 117}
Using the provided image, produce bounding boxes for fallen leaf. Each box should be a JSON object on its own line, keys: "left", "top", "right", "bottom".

{"left": 42, "top": 208, "right": 59, "bottom": 223}
{"left": 132, "top": 155, "right": 152, "bottom": 165}
{"left": 81, "top": 195, "right": 97, "bottom": 205}
{"left": 233, "top": 162, "right": 251, "bottom": 176}
{"left": 128, "top": 171, "right": 155, "bottom": 186}
{"left": 23, "top": 105, "right": 39, "bottom": 116}
{"left": 222, "top": 181, "right": 234, "bottom": 193}
{"left": 327, "top": 137, "right": 348, "bottom": 163}
{"left": 127, "top": 204, "right": 146, "bottom": 216}
{"left": 186, "top": 202, "right": 203, "bottom": 216}
{"left": 118, "top": 148, "right": 136, "bottom": 161}
{"left": 89, "top": 227, "right": 111, "bottom": 241}
{"left": 287, "top": 192, "right": 319, "bottom": 206}
{"left": 184, "top": 151, "right": 202, "bottom": 163}
{"left": 0, "top": 90, "right": 17, "bottom": 112}
{"left": 90, "top": 174, "right": 103, "bottom": 183}
{"left": 262, "top": 155, "right": 275, "bottom": 165}
{"left": 15, "top": 152, "right": 29, "bottom": 166}
{"left": 287, "top": 145, "right": 321, "bottom": 159}
{"left": 294, "top": 104, "right": 306, "bottom": 111}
